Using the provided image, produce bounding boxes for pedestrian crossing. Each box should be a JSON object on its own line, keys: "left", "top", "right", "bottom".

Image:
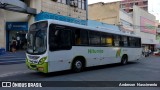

{"left": 0, "top": 51, "right": 26, "bottom": 65}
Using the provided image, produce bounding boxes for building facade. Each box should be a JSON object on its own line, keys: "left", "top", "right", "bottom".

{"left": 88, "top": 2, "right": 120, "bottom": 25}
{"left": 88, "top": 2, "right": 134, "bottom": 34}
{"left": 88, "top": 2, "right": 158, "bottom": 50}
{"left": 27, "top": 0, "right": 88, "bottom": 25}
{"left": 133, "top": 5, "right": 158, "bottom": 51}
{"left": 156, "top": 25, "right": 160, "bottom": 46}
{"left": 0, "top": 0, "right": 88, "bottom": 51}
{"left": 120, "top": 0, "right": 148, "bottom": 13}
{"left": 0, "top": 9, "right": 5, "bottom": 49}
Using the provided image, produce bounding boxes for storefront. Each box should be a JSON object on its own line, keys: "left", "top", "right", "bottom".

{"left": 133, "top": 6, "right": 158, "bottom": 51}
{"left": 142, "top": 44, "right": 155, "bottom": 52}
{"left": 6, "top": 22, "right": 28, "bottom": 51}
{"left": 0, "top": 0, "right": 36, "bottom": 51}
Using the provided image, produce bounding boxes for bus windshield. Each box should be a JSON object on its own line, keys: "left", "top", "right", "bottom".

{"left": 27, "top": 21, "right": 48, "bottom": 54}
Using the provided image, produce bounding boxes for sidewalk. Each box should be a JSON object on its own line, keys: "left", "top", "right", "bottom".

{"left": 0, "top": 51, "right": 26, "bottom": 65}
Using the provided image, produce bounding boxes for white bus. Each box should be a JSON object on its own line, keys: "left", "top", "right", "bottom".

{"left": 26, "top": 20, "right": 142, "bottom": 73}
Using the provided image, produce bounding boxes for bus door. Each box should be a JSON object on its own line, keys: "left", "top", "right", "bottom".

{"left": 48, "top": 24, "right": 72, "bottom": 71}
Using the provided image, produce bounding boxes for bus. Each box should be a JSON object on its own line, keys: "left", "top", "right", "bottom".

{"left": 26, "top": 20, "right": 142, "bottom": 73}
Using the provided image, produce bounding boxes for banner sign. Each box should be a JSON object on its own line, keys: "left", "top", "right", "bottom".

{"left": 6, "top": 22, "right": 28, "bottom": 31}
{"left": 140, "top": 16, "right": 156, "bottom": 35}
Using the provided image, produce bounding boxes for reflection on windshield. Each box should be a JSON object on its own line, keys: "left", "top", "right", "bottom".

{"left": 27, "top": 21, "right": 47, "bottom": 54}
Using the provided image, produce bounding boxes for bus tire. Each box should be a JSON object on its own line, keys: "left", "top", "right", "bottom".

{"left": 72, "top": 58, "right": 84, "bottom": 73}
{"left": 121, "top": 55, "right": 128, "bottom": 65}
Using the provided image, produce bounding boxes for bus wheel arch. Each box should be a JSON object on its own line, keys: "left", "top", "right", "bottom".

{"left": 121, "top": 54, "right": 128, "bottom": 65}
{"left": 71, "top": 56, "right": 86, "bottom": 72}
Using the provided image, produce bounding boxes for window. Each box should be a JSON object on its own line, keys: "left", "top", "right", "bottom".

{"left": 113, "top": 35, "right": 120, "bottom": 47}
{"left": 62, "top": 0, "right": 67, "bottom": 4}
{"left": 60, "top": 30, "right": 71, "bottom": 48}
{"left": 82, "top": 0, "right": 86, "bottom": 10}
{"left": 78, "top": 0, "right": 82, "bottom": 9}
{"left": 101, "top": 33, "right": 113, "bottom": 46}
{"left": 49, "top": 25, "right": 72, "bottom": 51}
{"left": 128, "top": 37, "right": 141, "bottom": 48}
{"left": 72, "top": 0, "right": 86, "bottom": 10}
{"left": 129, "top": 37, "right": 136, "bottom": 47}
{"left": 57, "top": 0, "right": 67, "bottom": 4}
{"left": 74, "top": 29, "right": 88, "bottom": 45}
{"left": 135, "top": 38, "right": 141, "bottom": 47}
{"left": 89, "top": 31, "right": 101, "bottom": 45}
{"left": 121, "top": 36, "right": 128, "bottom": 47}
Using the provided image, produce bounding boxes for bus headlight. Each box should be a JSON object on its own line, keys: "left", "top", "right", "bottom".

{"left": 38, "top": 56, "right": 47, "bottom": 65}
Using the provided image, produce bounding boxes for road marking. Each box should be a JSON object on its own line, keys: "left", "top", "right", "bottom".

{"left": 0, "top": 60, "right": 24, "bottom": 64}
{"left": 0, "top": 71, "right": 31, "bottom": 78}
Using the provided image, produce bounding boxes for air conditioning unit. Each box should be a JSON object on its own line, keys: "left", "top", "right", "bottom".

{"left": 70, "top": 1, "right": 78, "bottom": 7}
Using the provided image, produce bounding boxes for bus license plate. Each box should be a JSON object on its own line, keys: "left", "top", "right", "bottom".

{"left": 29, "top": 59, "right": 38, "bottom": 64}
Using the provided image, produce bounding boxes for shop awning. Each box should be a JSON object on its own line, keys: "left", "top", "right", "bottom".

{"left": 0, "top": 0, "right": 36, "bottom": 15}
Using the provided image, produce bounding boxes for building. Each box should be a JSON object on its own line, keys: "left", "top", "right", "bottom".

{"left": 88, "top": 2, "right": 134, "bottom": 34}
{"left": 0, "top": 0, "right": 88, "bottom": 51}
{"left": 156, "top": 25, "right": 160, "bottom": 45}
{"left": 120, "top": 0, "right": 148, "bottom": 13}
{"left": 133, "top": 5, "right": 158, "bottom": 51}
{"left": 88, "top": 2, "right": 158, "bottom": 50}
{"left": 28, "top": 0, "right": 88, "bottom": 25}
{"left": 0, "top": 0, "right": 36, "bottom": 51}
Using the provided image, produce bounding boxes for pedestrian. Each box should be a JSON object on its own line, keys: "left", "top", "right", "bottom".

{"left": 11, "top": 37, "right": 17, "bottom": 52}
{"left": 16, "top": 36, "right": 20, "bottom": 50}
{"left": 149, "top": 49, "right": 152, "bottom": 54}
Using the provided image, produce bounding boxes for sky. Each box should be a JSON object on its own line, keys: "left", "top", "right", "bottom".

{"left": 88, "top": 0, "right": 160, "bottom": 21}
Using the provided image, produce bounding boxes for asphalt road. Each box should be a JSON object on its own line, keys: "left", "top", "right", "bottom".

{"left": 0, "top": 56, "right": 160, "bottom": 90}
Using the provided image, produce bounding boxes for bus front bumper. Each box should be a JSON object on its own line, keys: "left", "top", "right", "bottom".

{"left": 26, "top": 58, "right": 48, "bottom": 73}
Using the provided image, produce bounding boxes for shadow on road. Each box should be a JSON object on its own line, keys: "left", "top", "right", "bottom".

{"left": 0, "top": 61, "right": 138, "bottom": 81}
{"left": 34, "top": 61, "right": 138, "bottom": 77}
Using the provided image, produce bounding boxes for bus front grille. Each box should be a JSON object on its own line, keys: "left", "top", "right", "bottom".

{"left": 30, "top": 65, "right": 36, "bottom": 69}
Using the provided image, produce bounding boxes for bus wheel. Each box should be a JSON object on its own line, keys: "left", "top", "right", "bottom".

{"left": 121, "top": 55, "right": 128, "bottom": 65}
{"left": 72, "top": 59, "right": 84, "bottom": 73}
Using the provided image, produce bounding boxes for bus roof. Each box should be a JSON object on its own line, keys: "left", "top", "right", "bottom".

{"left": 35, "top": 19, "right": 140, "bottom": 38}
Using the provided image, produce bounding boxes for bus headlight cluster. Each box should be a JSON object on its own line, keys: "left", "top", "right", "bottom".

{"left": 38, "top": 56, "right": 47, "bottom": 65}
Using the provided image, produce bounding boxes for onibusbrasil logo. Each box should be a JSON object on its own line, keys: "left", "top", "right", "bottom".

{"left": 1, "top": 82, "right": 42, "bottom": 88}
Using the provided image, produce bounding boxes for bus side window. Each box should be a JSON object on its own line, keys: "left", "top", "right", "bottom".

{"left": 75, "top": 29, "right": 81, "bottom": 45}
{"left": 113, "top": 35, "right": 120, "bottom": 47}
{"left": 60, "top": 30, "right": 72, "bottom": 49}
{"left": 49, "top": 24, "right": 72, "bottom": 51}
{"left": 75, "top": 37, "right": 80, "bottom": 45}
{"left": 49, "top": 24, "right": 58, "bottom": 51}
{"left": 74, "top": 29, "right": 88, "bottom": 45}
{"left": 121, "top": 36, "right": 128, "bottom": 47}
{"left": 101, "top": 33, "right": 113, "bottom": 46}
{"left": 89, "top": 31, "right": 101, "bottom": 46}
{"left": 129, "top": 37, "right": 136, "bottom": 47}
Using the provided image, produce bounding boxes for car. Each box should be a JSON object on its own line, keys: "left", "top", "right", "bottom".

{"left": 153, "top": 49, "right": 160, "bottom": 56}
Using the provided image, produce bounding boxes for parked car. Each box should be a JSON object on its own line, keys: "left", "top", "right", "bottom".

{"left": 153, "top": 49, "right": 160, "bottom": 56}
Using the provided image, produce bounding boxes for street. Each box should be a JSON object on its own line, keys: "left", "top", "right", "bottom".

{"left": 0, "top": 56, "right": 160, "bottom": 90}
